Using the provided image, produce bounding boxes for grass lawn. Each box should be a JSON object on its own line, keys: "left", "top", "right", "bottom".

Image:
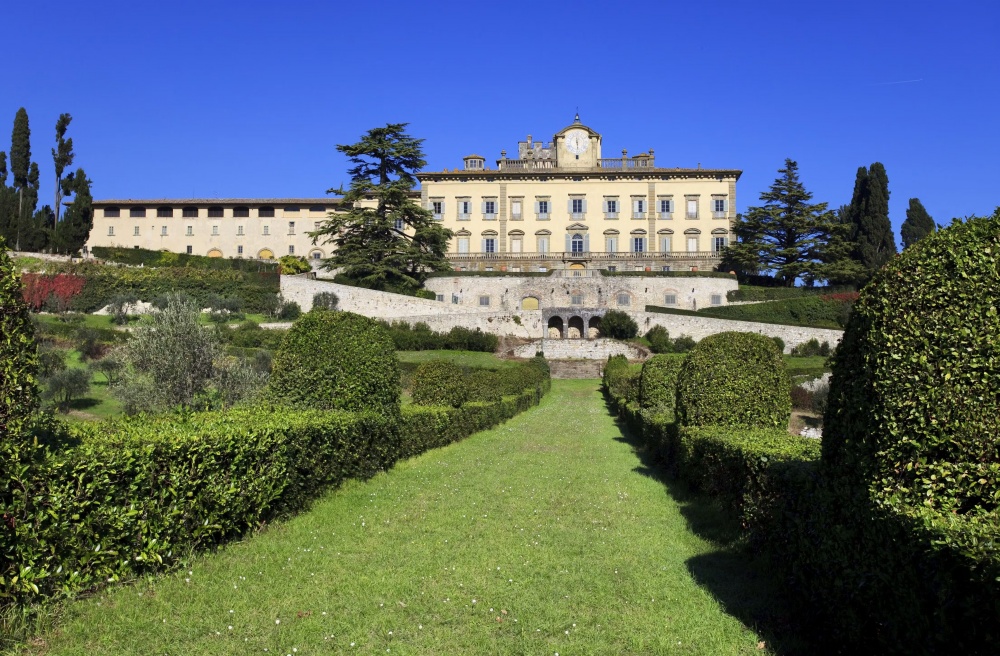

{"left": 52, "top": 350, "right": 122, "bottom": 423}
{"left": 25, "top": 380, "right": 799, "bottom": 655}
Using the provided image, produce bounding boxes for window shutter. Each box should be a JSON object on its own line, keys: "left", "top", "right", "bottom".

{"left": 481, "top": 202, "right": 486, "bottom": 214}
{"left": 534, "top": 201, "right": 540, "bottom": 214}
{"left": 440, "top": 201, "right": 445, "bottom": 214}
{"left": 584, "top": 234, "right": 590, "bottom": 252}
{"left": 481, "top": 238, "right": 486, "bottom": 252}
{"left": 724, "top": 199, "right": 729, "bottom": 212}
{"left": 582, "top": 199, "right": 588, "bottom": 214}
{"left": 603, "top": 199, "right": 609, "bottom": 213}
{"left": 633, "top": 199, "right": 640, "bottom": 214}
{"left": 564, "top": 234, "right": 571, "bottom": 252}
{"left": 567, "top": 199, "right": 573, "bottom": 214}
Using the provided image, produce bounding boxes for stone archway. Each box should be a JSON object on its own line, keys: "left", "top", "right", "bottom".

{"left": 568, "top": 316, "right": 585, "bottom": 339}
{"left": 207, "top": 248, "right": 223, "bottom": 258}
{"left": 588, "top": 316, "right": 601, "bottom": 339}
{"left": 521, "top": 296, "right": 540, "bottom": 310}
{"left": 547, "top": 316, "right": 564, "bottom": 339}
{"left": 258, "top": 248, "right": 274, "bottom": 259}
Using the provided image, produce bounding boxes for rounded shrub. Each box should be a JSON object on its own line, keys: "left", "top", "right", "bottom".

{"left": 639, "top": 355, "right": 684, "bottom": 412}
{"left": 268, "top": 310, "right": 400, "bottom": 414}
{"left": 675, "top": 331, "right": 790, "bottom": 428}
{"left": 1, "top": 242, "right": 38, "bottom": 438}
{"left": 599, "top": 310, "right": 638, "bottom": 339}
{"left": 410, "top": 360, "right": 468, "bottom": 408}
{"left": 823, "top": 211, "right": 1000, "bottom": 514}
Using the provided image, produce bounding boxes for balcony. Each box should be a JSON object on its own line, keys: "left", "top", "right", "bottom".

{"left": 447, "top": 251, "right": 722, "bottom": 262}
{"left": 598, "top": 157, "right": 657, "bottom": 169}
{"left": 498, "top": 159, "right": 556, "bottom": 170}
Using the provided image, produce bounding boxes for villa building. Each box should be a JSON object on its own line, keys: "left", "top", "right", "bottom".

{"left": 84, "top": 116, "right": 740, "bottom": 273}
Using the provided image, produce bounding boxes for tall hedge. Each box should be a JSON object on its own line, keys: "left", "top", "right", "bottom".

{"left": 675, "top": 331, "right": 790, "bottom": 428}
{"left": 0, "top": 241, "right": 38, "bottom": 440}
{"left": 638, "top": 354, "right": 683, "bottom": 412}
{"left": 268, "top": 310, "right": 400, "bottom": 415}
{"left": 411, "top": 360, "right": 468, "bottom": 408}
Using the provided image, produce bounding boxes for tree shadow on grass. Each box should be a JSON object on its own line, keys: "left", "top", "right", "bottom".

{"left": 605, "top": 398, "right": 816, "bottom": 655}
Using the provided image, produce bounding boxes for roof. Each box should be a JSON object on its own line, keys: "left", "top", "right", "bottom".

{"left": 463, "top": 154, "right": 486, "bottom": 160}
{"left": 92, "top": 198, "right": 345, "bottom": 206}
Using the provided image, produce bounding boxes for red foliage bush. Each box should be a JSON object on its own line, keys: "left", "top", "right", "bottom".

{"left": 21, "top": 273, "right": 86, "bottom": 311}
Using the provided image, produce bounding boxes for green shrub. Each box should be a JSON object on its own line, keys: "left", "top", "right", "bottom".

{"left": 0, "top": 240, "right": 38, "bottom": 440}
{"left": 645, "top": 325, "right": 672, "bottom": 353}
{"left": 638, "top": 355, "right": 683, "bottom": 412}
{"left": 602, "top": 355, "right": 641, "bottom": 407}
{"left": 268, "top": 310, "right": 400, "bottom": 415}
{"left": 411, "top": 360, "right": 468, "bottom": 408}
{"left": 671, "top": 335, "right": 697, "bottom": 353}
{"left": 675, "top": 331, "right": 790, "bottom": 429}
{"left": 278, "top": 255, "right": 311, "bottom": 275}
{"left": 771, "top": 336, "right": 785, "bottom": 354}
{"left": 789, "top": 338, "right": 830, "bottom": 357}
{"left": 699, "top": 295, "right": 855, "bottom": 329}
{"left": 91, "top": 246, "right": 279, "bottom": 272}
{"left": 42, "top": 367, "right": 91, "bottom": 409}
{"left": 599, "top": 309, "right": 638, "bottom": 339}
{"left": 380, "top": 321, "right": 497, "bottom": 352}
{"left": 225, "top": 321, "right": 286, "bottom": 350}
{"left": 276, "top": 299, "right": 302, "bottom": 321}
{"left": 312, "top": 291, "right": 339, "bottom": 311}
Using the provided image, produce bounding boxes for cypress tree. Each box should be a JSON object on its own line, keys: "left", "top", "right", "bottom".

{"left": 900, "top": 198, "right": 935, "bottom": 248}
{"left": 0, "top": 152, "right": 15, "bottom": 244}
{"left": 846, "top": 162, "right": 897, "bottom": 280}
{"left": 52, "top": 168, "right": 92, "bottom": 254}
{"left": 52, "top": 113, "right": 74, "bottom": 225}
{"left": 9, "top": 109, "right": 30, "bottom": 250}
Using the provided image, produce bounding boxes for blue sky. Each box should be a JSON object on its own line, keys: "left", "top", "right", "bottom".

{"left": 4, "top": 0, "right": 999, "bottom": 243}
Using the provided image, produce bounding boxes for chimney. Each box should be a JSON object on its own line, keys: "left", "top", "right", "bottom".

{"left": 527, "top": 134, "right": 532, "bottom": 146}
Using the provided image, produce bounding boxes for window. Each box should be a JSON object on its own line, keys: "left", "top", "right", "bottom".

{"left": 160, "top": 226, "right": 168, "bottom": 236}
{"left": 133, "top": 226, "right": 140, "bottom": 236}
{"left": 535, "top": 199, "right": 550, "bottom": 219}
{"left": 537, "top": 236, "right": 549, "bottom": 253}
{"left": 482, "top": 198, "right": 497, "bottom": 218}
{"left": 711, "top": 294, "right": 723, "bottom": 306}
{"left": 632, "top": 198, "right": 646, "bottom": 219}
{"left": 604, "top": 198, "right": 618, "bottom": 218}
{"left": 571, "top": 293, "right": 584, "bottom": 305}
{"left": 661, "top": 265, "right": 671, "bottom": 272}
{"left": 687, "top": 236, "right": 699, "bottom": 252}
{"left": 107, "top": 226, "right": 115, "bottom": 236}
{"left": 686, "top": 198, "right": 699, "bottom": 219}
{"left": 483, "top": 237, "right": 497, "bottom": 253}
{"left": 213, "top": 225, "right": 221, "bottom": 236}
{"left": 606, "top": 236, "right": 618, "bottom": 252}
{"left": 658, "top": 198, "right": 673, "bottom": 218}
{"left": 431, "top": 200, "right": 444, "bottom": 220}
{"left": 314, "top": 222, "right": 322, "bottom": 230}
{"left": 104, "top": 207, "right": 120, "bottom": 218}
{"left": 617, "top": 293, "right": 631, "bottom": 306}
{"left": 309, "top": 205, "right": 325, "bottom": 213}
{"left": 665, "top": 294, "right": 677, "bottom": 305}
{"left": 157, "top": 206, "right": 173, "bottom": 218}
{"left": 259, "top": 206, "right": 275, "bottom": 218}
{"left": 130, "top": 207, "right": 146, "bottom": 218}
{"left": 713, "top": 198, "right": 728, "bottom": 218}
{"left": 632, "top": 237, "right": 646, "bottom": 252}
{"left": 289, "top": 221, "right": 296, "bottom": 235}
{"left": 607, "top": 265, "right": 617, "bottom": 272}
{"left": 182, "top": 206, "right": 198, "bottom": 218}
{"left": 571, "top": 233, "right": 585, "bottom": 254}
{"left": 289, "top": 245, "right": 295, "bottom": 255}
{"left": 457, "top": 237, "right": 470, "bottom": 253}
{"left": 263, "top": 225, "right": 270, "bottom": 236}
{"left": 237, "top": 225, "right": 244, "bottom": 236}
{"left": 233, "top": 206, "right": 250, "bottom": 218}
{"left": 452, "top": 294, "right": 460, "bottom": 304}
{"left": 237, "top": 245, "right": 244, "bottom": 255}
{"left": 714, "top": 236, "right": 728, "bottom": 252}
{"left": 186, "top": 245, "right": 193, "bottom": 254}
{"left": 458, "top": 199, "right": 471, "bottom": 220}
{"left": 435, "top": 294, "right": 444, "bottom": 302}
{"left": 311, "top": 250, "right": 322, "bottom": 260}
{"left": 186, "top": 226, "right": 193, "bottom": 236}
{"left": 394, "top": 218, "right": 404, "bottom": 232}
{"left": 510, "top": 237, "right": 522, "bottom": 253}
{"left": 570, "top": 197, "right": 586, "bottom": 217}
{"left": 479, "top": 295, "right": 491, "bottom": 307}
{"left": 510, "top": 199, "right": 522, "bottom": 220}
{"left": 283, "top": 206, "right": 300, "bottom": 213}
{"left": 208, "top": 206, "right": 224, "bottom": 218}
{"left": 660, "top": 236, "right": 672, "bottom": 252}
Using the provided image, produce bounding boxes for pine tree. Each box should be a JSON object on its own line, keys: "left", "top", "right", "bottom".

{"left": 52, "top": 168, "right": 93, "bottom": 254}
{"left": 724, "top": 159, "right": 838, "bottom": 286}
{"left": 52, "top": 113, "right": 74, "bottom": 225}
{"left": 900, "top": 198, "right": 935, "bottom": 248}
{"left": 846, "top": 162, "right": 897, "bottom": 279}
{"left": 311, "top": 123, "right": 453, "bottom": 291}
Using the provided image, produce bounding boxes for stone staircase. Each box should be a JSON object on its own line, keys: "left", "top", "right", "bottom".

{"left": 548, "top": 360, "right": 605, "bottom": 379}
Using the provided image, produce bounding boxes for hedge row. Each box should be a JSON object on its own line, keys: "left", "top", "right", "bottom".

{"left": 1, "top": 366, "right": 550, "bottom": 609}
{"left": 379, "top": 321, "right": 499, "bottom": 352}
{"left": 699, "top": 295, "right": 854, "bottom": 329}
{"left": 725, "top": 284, "right": 856, "bottom": 302}
{"left": 411, "top": 357, "right": 551, "bottom": 408}
{"left": 90, "top": 246, "right": 278, "bottom": 272}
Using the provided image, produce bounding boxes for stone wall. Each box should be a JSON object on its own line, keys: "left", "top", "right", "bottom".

{"left": 511, "top": 338, "right": 646, "bottom": 360}
{"left": 638, "top": 312, "right": 842, "bottom": 353}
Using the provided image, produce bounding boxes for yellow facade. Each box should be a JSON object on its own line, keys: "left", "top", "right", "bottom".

{"left": 418, "top": 116, "right": 740, "bottom": 272}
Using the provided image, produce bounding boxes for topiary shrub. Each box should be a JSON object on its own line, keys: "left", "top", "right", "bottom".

{"left": 599, "top": 310, "right": 638, "bottom": 339}
{"left": 675, "top": 331, "right": 790, "bottom": 429}
{"left": 312, "top": 291, "right": 339, "bottom": 311}
{"left": 638, "top": 354, "right": 684, "bottom": 412}
{"left": 1, "top": 240, "right": 38, "bottom": 439}
{"left": 824, "top": 210, "right": 1000, "bottom": 515}
{"left": 411, "top": 360, "right": 468, "bottom": 408}
{"left": 268, "top": 310, "right": 400, "bottom": 415}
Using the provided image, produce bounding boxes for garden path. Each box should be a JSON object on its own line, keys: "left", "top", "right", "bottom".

{"left": 32, "top": 381, "right": 789, "bottom": 655}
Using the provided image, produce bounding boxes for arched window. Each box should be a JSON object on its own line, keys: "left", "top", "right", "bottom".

{"left": 571, "top": 233, "right": 584, "bottom": 254}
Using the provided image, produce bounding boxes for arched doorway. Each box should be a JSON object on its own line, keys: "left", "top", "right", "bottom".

{"left": 207, "top": 248, "right": 223, "bottom": 258}
{"left": 521, "top": 296, "right": 540, "bottom": 310}
{"left": 568, "top": 316, "right": 584, "bottom": 339}
{"left": 568, "top": 262, "right": 586, "bottom": 277}
{"left": 588, "top": 316, "right": 601, "bottom": 339}
{"left": 547, "top": 316, "right": 564, "bottom": 339}
{"left": 258, "top": 248, "right": 274, "bottom": 259}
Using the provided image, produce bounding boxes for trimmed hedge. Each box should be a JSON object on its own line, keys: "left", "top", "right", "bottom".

{"left": 380, "top": 321, "right": 499, "bottom": 352}
{"left": 91, "top": 246, "right": 279, "bottom": 272}
{"left": 638, "top": 355, "right": 683, "bottom": 412}
{"left": 1, "top": 241, "right": 38, "bottom": 440}
{"left": 725, "top": 285, "right": 856, "bottom": 302}
{"left": 600, "top": 270, "right": 735, "bottom": 279}
{"left": 602, "top": 355, "right": 641, "bottom": 409}
{"left": 675, "top": 331, "right": 790, "bottom": 429}
{"left": 411, "top": 360, "right": 468, "bottom": 408}
{"left": 269, "top": 310, "right": 400, "bottom": 415}
{"left": 699, "top": 295, "right": 854, "bottom": 329}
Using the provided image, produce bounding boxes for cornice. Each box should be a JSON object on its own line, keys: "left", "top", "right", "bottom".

{"left": 417, "top": 168, "right": 742, "bottom": 183}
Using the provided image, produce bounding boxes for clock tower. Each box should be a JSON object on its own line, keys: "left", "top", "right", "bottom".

{"left": 554, "top": 113, "right": 601, "bottom": 168}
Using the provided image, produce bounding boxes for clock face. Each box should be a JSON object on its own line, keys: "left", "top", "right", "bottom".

{"left": 564, "top": 129, "right": 589, "bottom": 155}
